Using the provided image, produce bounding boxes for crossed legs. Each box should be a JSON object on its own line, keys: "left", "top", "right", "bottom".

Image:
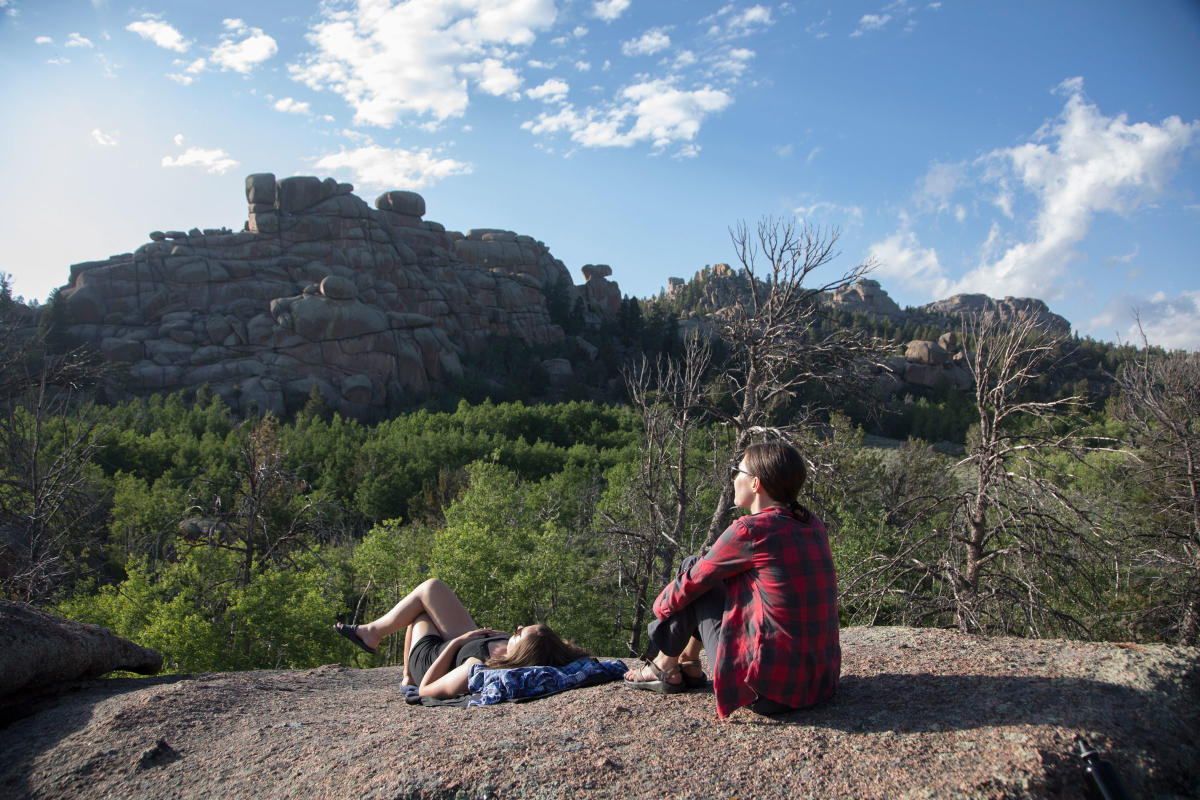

{"left": 350, "top": 579, "right": 477, "bottom": 679}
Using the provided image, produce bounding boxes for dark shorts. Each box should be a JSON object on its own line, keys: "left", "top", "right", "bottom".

{"left": 407, "top": 633, "right": 449, "bottom": 686}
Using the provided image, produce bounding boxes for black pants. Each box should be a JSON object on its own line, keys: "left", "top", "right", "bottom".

{"left": 646, "top": 554, "right": 796, "bottom": 717}
{"left": 645, "top": 555, "right": 725, "bottom": 663}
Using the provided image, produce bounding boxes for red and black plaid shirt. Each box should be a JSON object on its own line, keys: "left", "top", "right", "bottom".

{"left": 653, "top": 506, "right": 840, "bottom": 718}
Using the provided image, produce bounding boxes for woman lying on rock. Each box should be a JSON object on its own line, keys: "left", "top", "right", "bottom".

{"left": 623, "top": 439, "right": 841, "bottom": 718}
{"left": 335, "top": 579, "right": 589, "bottom": 698}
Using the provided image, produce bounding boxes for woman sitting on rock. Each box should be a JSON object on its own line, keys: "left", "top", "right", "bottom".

{"left": 334, "top": 579, "right": 589, "bottom": 698}
{"left": 623, "top": 439, "right": 841, "bottom": 718}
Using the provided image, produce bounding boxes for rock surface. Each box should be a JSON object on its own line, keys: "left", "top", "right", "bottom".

{"left": 0, "top": 601, "right": 162, "bottom": 703}
{"left": 1, "top": 627, "right": 1195, "bottom": 799}
{"left": 53, "top": 173, "right": 620, "bottom": 418}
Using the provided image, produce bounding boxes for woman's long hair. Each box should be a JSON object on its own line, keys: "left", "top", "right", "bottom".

{"left": 743, "top": 439, "right": 812, "bottom": 521}
{"left": 485, "top": 624, "right": 590, "bottom": 669}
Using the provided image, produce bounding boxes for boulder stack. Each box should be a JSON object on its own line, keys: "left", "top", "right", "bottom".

{"left": 55, "top": 174, "right": 621, "bottom": 417}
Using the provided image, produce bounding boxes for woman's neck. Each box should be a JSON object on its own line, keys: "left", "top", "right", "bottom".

{"left": 749, "top": 495, "right": 784, "bottom": 514}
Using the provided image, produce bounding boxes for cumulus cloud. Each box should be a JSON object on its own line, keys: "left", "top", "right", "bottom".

{"left": 291, "top": 0, "right": 556, "bottom": 126}
{"left": 35, "top": 36, "right": 52, "bottom": 45}
{"left": 66, "top": 32, "right": 93, "bottom": 47}
{"left": 622, "top": 29, "right": 671, "bottom": 57}
{"left": 459, "top": 58, "right": 523, "bottom": 97}
{"left": 523, "top": 78, "right": 732, "bottom": 151}
{"left": 312, "top": 145, "right": 472, "bottom": 190}
{"left": 1087, "top": 290, "right": 1200, "bottom": 350}
{"left": 90, "top": 128, "right": 118, "bottom": 147}
{"left": 867, "top": 230, "right": 951, "bottom": 298}
{"left": 869, "top": 79, "right": 1199, "bottom": 308}
{"left": 162, "top": 146, "right": 239, "bottom": 175}
{"left": 211, "top": 19, "right": 277, "bottom": 73}
{"left": 526, "top": 78, "right": 569, "bottom": 103}
{"left": 712, "top": 47, "right": 755, "bottom": 75}
{"left": 127, "top": 16, "right": 190, "bottom": 52}
{"left": 593, "top": 0, "right": 631, "bottom": 22}
{"left": 274, "top": 97, "right": 311, "bottom": 114}
{"left": 951, "top": 78, "right": 1198, "bottom": 299}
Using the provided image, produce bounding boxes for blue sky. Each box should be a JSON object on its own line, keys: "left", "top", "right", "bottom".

{"left": 1, "top": 0, "right": 1198, "bottom": 348}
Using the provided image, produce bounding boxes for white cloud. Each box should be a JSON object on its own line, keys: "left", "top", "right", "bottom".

{"left": 523, "top": 78, "right": 732, "bottom": 151}
{"left": 851, "top": 13, "right": 891, "bottom": 36}
{"left": 622, "top": 29, "right": 671, "bottom": 57}
{"left": 459, "top": 58, "right": 523, "bottom": 97}
{"left": 274, "top": 97, "right": 311, "bottom": 114}
{"left": 48, "top": 57, "right": 70, "bottom": 65}
{"left": 593, "top": 0, "right": 631, "bottom": 22}
{"left": 730, "top": 5, "right": 773, "bottom": 31}
{"left": 340, "top": 128, "right": 373, "bottom": 145}
{"left": 90, "top": 128, "right": 118, "bottom": 147}
{"left": 1087, "top": 290, "right": 1200, "bottom": 350}
{"left": 211, "top": 22, "right": 277, "bottom": 73}
{"left": 712, "top": 47, "right": 755, "bottom": 75}
{"left": 127, "top": 17, "right": 190, "bottom": 53}
{"left": 868, "top": 230, "right": 950, "bottom": 298}
{"left": 312, "top": 145, "right": 472, "bottom": 190}
{"left": 774, "top": 143, "right": 793, "bottom": 158}
{"left": 573, "top": 26, "right": 588, "bottom": 38}
{"left": 35, "top": 36, "right": 52, "bottom": 45}
{"left": 915, "top": 160, "right": 965, "bottom": 213}
{"left": 66, "top": 32, "right": 93, "bottom": 47}
{"left": 167, "top": 72, "right": 193, "bottom": 85}
{"left": 951, "top": 78, "right": 1199, "bottom": 299}
{"left": 794, "top": 200, "right": 865, "bottom": 227}
{"left": 291, "top": 0, "right": 556, "bottom": 126}
{"left": 162, "top": 146, "right": 239, "bottom": 175}
{"left": 526, "top": 78, "right": 569, "bottom": 103}
{"left": 674, "top": 143, "right": 701, "bottom": 159}
{"left": 575, "top": 60, "right": 591, "bottom": 71}
{"left": 707, "top": 4, "right": 776, "bottom": 38}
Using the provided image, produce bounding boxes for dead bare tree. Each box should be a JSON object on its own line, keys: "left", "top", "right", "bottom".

{"left": 701, "top": 217, "right": 883, "bottom": 546}
{"left": 1112, "top": 345, "right": 1200, "bottom": 645}
{"left": 837, "top": 312, "right": 1112, "bottom": 636}
{"left": 601, "top": 332, "right": 713, "bottom": 654}
{"left": 0, "top": 288, "right": 110, "bottom": 602}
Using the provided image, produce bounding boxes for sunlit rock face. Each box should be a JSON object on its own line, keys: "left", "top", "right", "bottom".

{"left": 56, "top": 173, "right": 619, "bottom": 417}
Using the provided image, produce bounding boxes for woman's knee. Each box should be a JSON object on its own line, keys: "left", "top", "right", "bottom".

{"left": 418, "top": 578, "right": 448, "bottom": 596}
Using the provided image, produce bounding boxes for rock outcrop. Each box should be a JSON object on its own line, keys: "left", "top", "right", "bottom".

{"left": 0, "top": 601, "right": 161, "bottom": 704}
{"left": 55, "top": 174, "right": 620, "bottom": 417}
{"left": 916, "top": 294, "right": 1071, "bottom": 336}
{"left": 828, "top": 278, "right": 905, "bottom": 322}
{"left": 0, "top": 626, "right": 1195, "bottom": 799}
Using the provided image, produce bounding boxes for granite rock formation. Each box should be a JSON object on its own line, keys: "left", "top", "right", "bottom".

{"left": 1, "top": 626, "right": 1195, "bottom": 798}
{"left": 56, "top": 174, "right": 620, "bottom": 417}
{"left": 0, "top": 601, "right": 162, "bottom": 704}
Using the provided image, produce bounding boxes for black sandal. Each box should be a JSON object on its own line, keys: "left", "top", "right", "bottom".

{"left": 334, "top": 622, "right": 377, "bottom": 655}
{"left": 622, "top": 661, "right": 684, "bottom": 694}
{"left": 679, "top": 660, "right": 708, "bottom": 689}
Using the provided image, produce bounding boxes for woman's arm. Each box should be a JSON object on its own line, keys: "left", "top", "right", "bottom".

{"left": 418, "top": 629, "right": 498, "bottom": 696}
{"left": 419, "top": 658, "right": 481, "bottom": 698}
{"left": 653, "top": 520, "right": 756, "bottom": 620}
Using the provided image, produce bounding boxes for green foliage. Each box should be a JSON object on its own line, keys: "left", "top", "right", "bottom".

{"left": 57, "top": 548, "right": 345, "bottom": 672}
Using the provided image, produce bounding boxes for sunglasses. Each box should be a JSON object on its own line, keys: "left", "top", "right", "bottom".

{"left": 729, "top": 466, "right": 755, "bottom": 482}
